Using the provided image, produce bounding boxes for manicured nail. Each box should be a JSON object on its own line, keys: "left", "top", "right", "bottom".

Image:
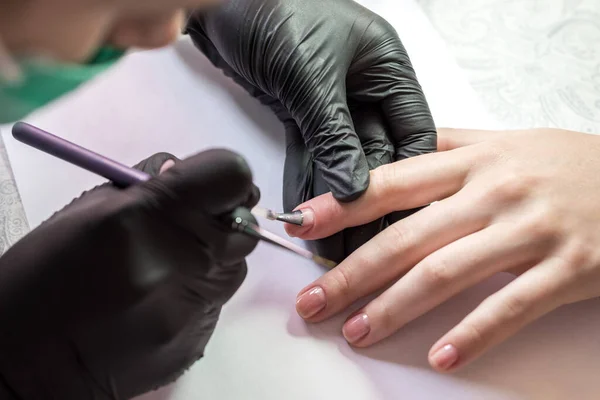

{"left": 343, "top": 313, "right": 370, "bottom": 343}
{"left": 296, "top": 286, "right": 326, "bottom": 318}
{"left": 299, "top": 208, "right": 314, "bottom": 227}
{"left": 286, "top": 208, "right": 314, "bottom": 237}
{"left": 275, "top": 210, "right": 304, "bottom": 226}
{"left": 430, "top": 344, "right": 459, "bottom": 371}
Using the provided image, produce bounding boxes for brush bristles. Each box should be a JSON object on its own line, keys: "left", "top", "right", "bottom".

{"left": 312, "top": 255, "right": 338, "bottom": 270}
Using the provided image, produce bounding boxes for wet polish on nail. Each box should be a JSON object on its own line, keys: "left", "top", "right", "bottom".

{"left": 296, "top": 286, "right": 326, "bottom": 318}
{"left": 286, "top": 208, "right": 315, "bottom": 237}
{"left": 298, "top": 208, "right": 314, "bottom": 227}
{"left": 274, "top": 210, "right": 304, "bottom": 226}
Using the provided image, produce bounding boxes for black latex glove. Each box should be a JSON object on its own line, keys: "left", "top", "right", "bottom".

{"left": 285, "top": 104, "right": 394, "bottom": 261}
{"left": 185, "top": 0, "right": 436, "bottom": 203}
{"left": 0, "top": 149, "right": 260, "bottom": 399}
{"left": 185, "top": 0, "right": 436, "bottom": 261}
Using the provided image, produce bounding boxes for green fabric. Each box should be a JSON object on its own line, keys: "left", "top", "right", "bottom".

{"left": 0, "top": 47, "right": 125, "bottom": 123}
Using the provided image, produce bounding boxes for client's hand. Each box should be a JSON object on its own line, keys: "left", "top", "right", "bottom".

{"left": 0, "top": 150, "right": 259, "bottom": 399}
{"left": 288, "top": 128, "right": 600, "bottom": 372}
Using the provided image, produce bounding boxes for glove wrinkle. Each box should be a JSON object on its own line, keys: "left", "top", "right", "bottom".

{"left": 187, "top": 0, "right": 435, "bottom": 257}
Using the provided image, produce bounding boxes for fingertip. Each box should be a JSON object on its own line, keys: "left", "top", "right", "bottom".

{"left": 428, "top": 343, "right": 460, "bottom": 372}
{"left": 295, "top": 285, "right": 327, "bottom": 320}
{"left": 284, "top": 208, "right": 314, "bottom": 237}
{"left": 283, "top": 193, "right": 347, "bottom": 240}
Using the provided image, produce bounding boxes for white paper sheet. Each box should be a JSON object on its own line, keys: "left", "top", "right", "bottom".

{"left": 3, "top": 0, "right": 599, "bottom": 399}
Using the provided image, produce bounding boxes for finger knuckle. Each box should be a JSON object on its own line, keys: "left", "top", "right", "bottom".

{"left": 502, "top": 294, "right": 529, "bottom": 320}
{"left": 377, "top": 299, "right": 400, "bottom": 332}
{"left": 518, "top": 204, "right": 559, "bottom": 242}
{"left": 482, "top": 170, "right": 532, "bottom": 205}
{"left": 386, "top": 221, "right": 414, "bottom": 249}
{"left": 556, "top": 238, "right": 596, "bottom": 275}
{"left": 459, "top": 321, "right": 488, "bottom": 349}
{"left": 480, "top": 140, "right": 509, "bottom": 160}
{"left": 330, "top": 265, "right": 356, "bottom": 298}
{"left": 419, "top": 257, "right": 453, "bottom": 288}
{"left": 371, "top": 164, "right": 404, "bottom": 201}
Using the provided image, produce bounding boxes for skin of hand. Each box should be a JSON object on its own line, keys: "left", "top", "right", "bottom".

{"left": 0, "top": 0, "right": 221, "bottom": 62}
{"left": 186, "top": 0, "right": 437, "bottom": 204}
{"left": 0, "top": 150, "right": 260, "bottom": 399}
{"left": 288, "top": 127, "right": 600, "bottom": 372}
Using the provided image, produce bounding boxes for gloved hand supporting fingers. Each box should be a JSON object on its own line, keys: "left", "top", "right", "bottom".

{"left": 187, "top": 10, "right": 370, "bottom": 202}
{"left": 284, "top": 104, "right": 395, "bottom": 262}
{"left": 342, "top": 105, "right": 394, "bottom": 255}
{"left": 353, "top": 62, "right": 436, "bottom": 161}
{"left": 347, "top": 22, "right": 436, "bottom": 161}
{"left": 291, "top": 86, "right": 369, "bottom": 202}
{"left": 381, "top": 71, "right": 437, "bottom": 162}
{"left": 187, "top": 16, "right": 272, "bottom": 104}
{"left": 352, "top": 100, "right": 428, "bottom": 226}
{"left": 282, "top": 121, "right": 346, "bottom": 262}
{"left": 348, "top": 37, "right": 435, "bottom": 225}
{"left": 282, "top": 125, "right": 313, "bottom": 213}
{"left": 348, "top": 103, "right": 395, "bottom": 169}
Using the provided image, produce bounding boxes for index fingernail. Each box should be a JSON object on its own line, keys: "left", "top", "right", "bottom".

{"left": 286, "top": 208, "right": 314, "bottom": 237}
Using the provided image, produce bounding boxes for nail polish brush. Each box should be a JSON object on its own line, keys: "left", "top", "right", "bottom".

{"left": 11, "top": 121, "right": 337, "bottom": 270}
{"left": 251, "top": 206, "right": 304, "bottom": 226}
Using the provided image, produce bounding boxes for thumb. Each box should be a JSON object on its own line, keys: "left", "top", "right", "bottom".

{"left": 154, "top": 148, "right": 255, "bottom": 216}
{"left": 289, "top": 82, "right": 369, "bottom": 202}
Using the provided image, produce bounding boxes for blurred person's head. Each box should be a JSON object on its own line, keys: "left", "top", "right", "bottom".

{"left": 0, "top": 0, "right": 218, "bottom": 122}
{"left": 0, "top": 0, "right": 218, "bottom": 62}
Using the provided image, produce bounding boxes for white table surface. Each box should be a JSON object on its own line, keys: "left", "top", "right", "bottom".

{"left": 1, "top": 0, "right": 600, "bottom": 399}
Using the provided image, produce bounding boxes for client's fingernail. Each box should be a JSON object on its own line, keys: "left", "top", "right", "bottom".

{"left": 296, "top": 286, "right": 326, "bottom": 318}
{"left": 343, "top": 313, "right": 370, "bottom": 343}
{"left": 430, "top": 344, "right": 459, "bottom": 371}
{"left": 286, "top": 208, "right": 314, "bottom": 237}
{"left": 300, "top": 208, "right": 314, "bottom": 226}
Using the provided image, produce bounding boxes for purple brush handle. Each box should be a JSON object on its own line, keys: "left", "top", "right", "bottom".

{"left": 12, "top": 122, "right": 150, "bottom": 188}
